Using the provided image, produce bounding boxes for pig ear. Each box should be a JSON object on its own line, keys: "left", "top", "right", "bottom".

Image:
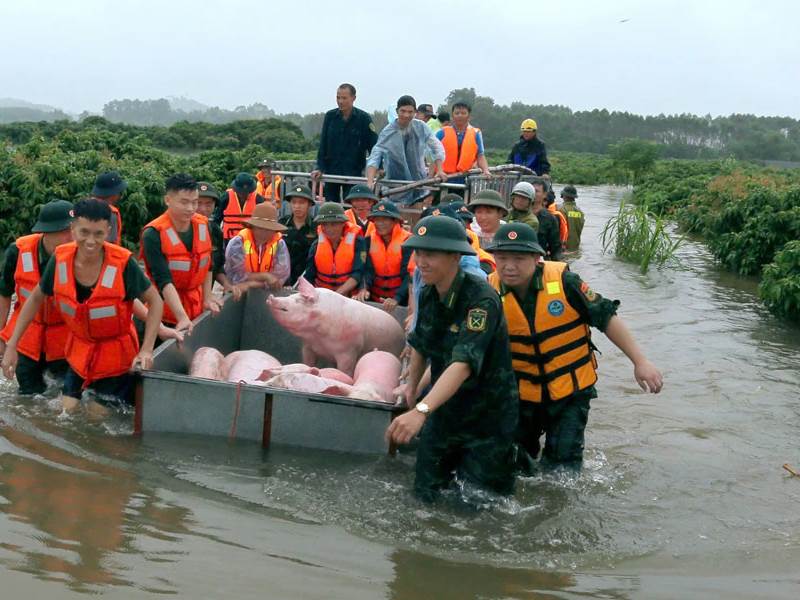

{"left": 297, "top": 277, "right": 318, "bottom": 302}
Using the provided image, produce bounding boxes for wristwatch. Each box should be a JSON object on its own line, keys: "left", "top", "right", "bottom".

{"left": 415, "top": 401, "right": 431, "bottom": 415}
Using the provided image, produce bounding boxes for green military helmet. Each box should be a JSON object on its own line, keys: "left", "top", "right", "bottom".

{"left": 440, "top": 193, "right": 465, "bottom": 205}
{"left": 285, "top": 183, "right": 314, "bottom": 203}
{"left": 368, "top": 199, "right": 402, "bottom": 220}
{"left": 32, "top": 199, "right": 74, "bottom": 233}
{"left": 257, "top": 158, "right": 276, "bottom": 169}
{"left": 314, "top": 202, "right": 349, "bottom": 223}
{"left": 561, "top": 184, "right": 578, "bottom": 199}
{"left": 485, "top": 222, "right": 545, "bottom": 255}
{"left": 402, "top": 215, "right": 476, "bottom": 255}
{"left": 197, "top": 181, "right": 220, "bottom": 201}
{"left": 345, "top": 183, "right": 379, "bottom": 204}
{"left": 232, "top": 172, "right": 257, "bottom": 194}
{"left": 469, "top": 189, "right": 509, "bottom": 216}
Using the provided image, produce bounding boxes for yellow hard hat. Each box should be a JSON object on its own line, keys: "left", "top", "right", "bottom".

{"left": 520, "top": 118, "right": 538, "bottom": 131}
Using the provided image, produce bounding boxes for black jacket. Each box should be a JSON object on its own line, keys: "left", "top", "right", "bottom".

{"left": 507, "top": 136, "right": 550, "bottom": 175}
{"left": 534, "top": 208, "right": 563, "bottom": 261}
{"left": 316, "top": 107, "right": 377, "bottom": 175}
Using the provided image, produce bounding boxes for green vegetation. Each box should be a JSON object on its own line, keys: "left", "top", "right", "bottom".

{"left": 610, "top": 139, "right": 661, "bottom": 184}
{"left": 600, "top": 196, "right": 682, "bottom": 274}
{"left": 633, "top": 160, "right": 800, "bottom": 321}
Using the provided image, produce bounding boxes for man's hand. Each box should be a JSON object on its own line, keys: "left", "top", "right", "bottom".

{"left": 231, "top": 284, "right": 246, "bottom": 301}
{"left": 0, "top": 339, "right": 5, "bottom": 360}
{"left": 310, "top": 169, "right": 322, "bottom": 180}
{"left": 436, "top": 170, "right": 449, "bottom": 182}
{"left": 175, "top": 317, "right": 194, "bottom": 336}
{"left": 204, "top": 298, "right": 222, "bottom": 315}
{"left": 353, "top": 289, "right": 370, "bottom": 302}
{"left": 481, "top": 168, "right": 492, "bottom": 177}
{"left": 158, "top": 324, "right": 185, "bottom": 345}
{"left": 1, "top": 344, "right": 18, "bottom": 380}
{"left": 634, "top": 359, "right": 663, "bottom": 393}
{"left": 386, "top": 409, "right": 427, "bottom": 445}
{"left": 131, "top": 350, "right": 153, "bottom": 371}
{"left": 381, "top": 297, "right": 398, "bottom": 313}
{"left": 542, "top": 173, "right": 551, "bottom": 181}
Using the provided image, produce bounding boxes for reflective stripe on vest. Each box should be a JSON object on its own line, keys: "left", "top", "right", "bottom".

{"left": 314, "top": 224, "right": 358, "bottom": 288}
{"left": 441, "top": 125, "right": 480, "bottom": 174}
{"left": 89, "top": 306, "right": 117, "bottom": 320}
{"left": 58, "top": 261, "right": 68, "bottom": 284}
{"left": 21, "top": 251, "right": 34, "bottom": 273}
{"left": 19, "top": 287, "right": 32, "bottom": 299}
{"left": 59, "top": 301, "right": 76, "bottom": 317}
{"left": 101, "top": 265, "right": 117, "bottom": 288}
{"left": 168, "top": 260, "right": 192, "bottom": 272}
{"left": 489, "top": 263, "right": 597, "bottom": 403}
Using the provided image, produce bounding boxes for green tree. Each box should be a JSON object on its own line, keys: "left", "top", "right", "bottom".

{"left": 610, "top": 139, "right": 662, "bottom": 183}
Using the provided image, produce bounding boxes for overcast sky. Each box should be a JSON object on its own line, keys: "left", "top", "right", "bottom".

{"left": 2, "top": 0, "right": 798, "bottom": 119}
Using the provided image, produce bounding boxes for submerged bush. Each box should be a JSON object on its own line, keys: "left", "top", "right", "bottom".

{"left": 601, "top": 196, "right": 682, "bottom": 274}
{"left": 759, "top": 241, "right": 800, "bottom": 322}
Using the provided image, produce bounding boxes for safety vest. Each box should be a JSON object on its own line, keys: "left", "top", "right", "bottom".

{"left": 345, "top": 208, "right": 375, "bottom": 237}
{"left": 256, "top": 173, "right": 282, "bottom": 205}
{"left": 222, "top": 189, "right": 258, "bottom": 240}
{"left": 237, "top": 228, "right": 282, "bottom": 273}
{"left": 0, "top": 234, "right": 67, "bottom": 361}
{"left": 466, "top": 229, "right": 496, "bottom": 273}
{"left": 52, "top": 242, "right": 139, "bottom": 384}
{"left": 314, "top": 222, "right": 359, "bottom": 289}
{"left": 548, "top": 204, "right": 569, "bottom": 244}
{"left": 141, "top": 212, "right": 212, "bottom": 324}
{"left": 489, "top": 262, "right": 597, "bottom": 403}
{"left": 441, "top": 125, "right": 480, "bottom": 174}
{"left": 110, "top": 204, "right": 123, "bottom": 245}
{"left": 367, "top": 224, "right": 412, "bottom": 300}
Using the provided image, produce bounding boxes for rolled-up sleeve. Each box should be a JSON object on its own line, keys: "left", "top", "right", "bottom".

{"left": 449, "top": 297, "right": 502, "bottom": 376}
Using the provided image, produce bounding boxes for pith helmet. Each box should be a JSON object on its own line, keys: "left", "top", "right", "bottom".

{"left": 232, "top": 172, "right": 257, "bottom": 194}
{"left": 368, "top": 199, "right": 403, "bottom": 220}
{"left": 561, "top": 185, "right": 578, "bottom": 199}
{"left": 285, "top": 183, "right": 314, "bottom": 203}
{"left": 32, "top": 199, "right": 74, "bottom": 233}
{"left": 402, "top": 215, "right": 476, "bottom": 255}
{"left": 197, "top": 181, "right": 220, "bottom": 201}
{"left": 485, "top": 222, "right": 545, "bottom": 255}
{"left": 469, "top": 189, "right": 508, "bottom": 216}
{"left": 314, "top": 202, "right": 349, "bottom": 223}
{"left": 345, "top": 184, "right": 379, "bottom": 204}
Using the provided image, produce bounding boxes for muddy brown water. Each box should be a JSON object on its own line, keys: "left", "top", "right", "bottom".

{"left": 1, "top": 185, "right": 799, "bottom": 599}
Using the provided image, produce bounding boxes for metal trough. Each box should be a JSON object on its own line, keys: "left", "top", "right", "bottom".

{"left": 135, "top": 289, "right": 405, "bottom": 455}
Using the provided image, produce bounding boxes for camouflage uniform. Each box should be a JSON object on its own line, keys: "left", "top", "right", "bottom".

{"left": 408, "top": 268, "right": 519, "bottom": 501}
{"left": 498, "top": 264, "right": 619, "bottom": 469}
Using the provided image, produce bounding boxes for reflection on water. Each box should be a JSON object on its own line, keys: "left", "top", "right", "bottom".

{"left": 1, "top": 185, "right": 799, "bottom": 599}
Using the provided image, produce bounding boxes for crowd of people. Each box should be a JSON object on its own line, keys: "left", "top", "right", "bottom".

{"left": 0, "top": 83, "right": 662, "bottom": 502}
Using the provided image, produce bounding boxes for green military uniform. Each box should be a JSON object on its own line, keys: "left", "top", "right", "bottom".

{"left": 404, "top": 216, "right": 519, "bottom": 501}
{"left": 279, "top": 184, "right": 318, "bottom": 285}
{"left": 507, "top": 208, "right": 540, "bottom": 232}
{"left": 559, "top": 200, "right": 585, "bottom": 251}
{"left": 197, "top": 182, "right": 226, "bottom": 279}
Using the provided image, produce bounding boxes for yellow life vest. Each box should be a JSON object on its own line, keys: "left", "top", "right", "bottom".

{"left": 489, "top": 261, "right": 597, "bottom": 402}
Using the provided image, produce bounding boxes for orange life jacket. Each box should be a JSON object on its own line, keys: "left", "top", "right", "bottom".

{"left": 345, "top": 208, "right": 375, "bottom": 237}
{"left": 548, "top": 204, "right": 569, "bottom": 243}
{"left": 110, "top": 204, "right": 123, "bottom": 245}
{"left": 256, "top": 173, "right": 282, "bottom": 205}
{"left": 489, "top": 262, "right": 597, "bottom": 403}
{"left": 0, "top": 234, "right": 67, "bottom": 361}
{"left": 466, "top": 229, "right": 496, "bottom": 273}
{"left": 237, "top": 228, "right": 282, "bottom": 273}
{"left": 441, "top": 125, "right": 480, "bottom": 174}
{"left": 367, "top": 224, "right": 412, "bottom": 300}
{"left": 222, "top": 189, "right": 258, "bottom": 240}
{"left": 141, "top": 212, "right": 212, "bottom": 324}
{"left": 53, "top": 242, "right": 139, "bottom": 384}
{"left": 314, "top": 222, "right": 360, "bottom": 289}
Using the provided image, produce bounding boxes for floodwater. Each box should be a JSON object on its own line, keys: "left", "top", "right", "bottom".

{"left": 2, "top": 185, "right": 799, "bottom": 599}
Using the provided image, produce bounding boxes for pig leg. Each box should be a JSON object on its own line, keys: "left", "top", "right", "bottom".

{"left": 302, "top": 344, "right": 318, "bottom": 368}
{"left": 334, "top": 351, "right": 359, "bottom": 377}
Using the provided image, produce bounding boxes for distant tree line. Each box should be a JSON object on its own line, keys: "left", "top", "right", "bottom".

{"left": 2, "top": 88, "right": 800, "bottom": 161}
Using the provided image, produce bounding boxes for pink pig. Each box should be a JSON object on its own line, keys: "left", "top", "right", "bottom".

{"left": 349, "top": 350, "right": 402, "bottom": 403}
{"left": 266, "top": 277, "right": 405, "bottom": 376}
{"left": 189, "top": 347, "right": 227, "bottom": 381}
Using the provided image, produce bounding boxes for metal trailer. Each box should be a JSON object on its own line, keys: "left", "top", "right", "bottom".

{"left": 135, "top": 289, "right": 405, "bottom": 455}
